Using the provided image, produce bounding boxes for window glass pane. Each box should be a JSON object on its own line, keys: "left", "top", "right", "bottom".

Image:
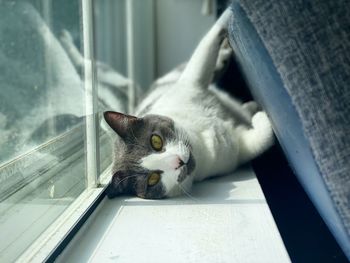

{"left": 0, "top": 0, "right": 88, "bottom": 261}
{"left": 0, "top": 0, "right": 84, "bottom": 165}
{"left": 94, "top": 0, "right": 128, "bottom": 176}
{"left": 94, "top": 0, "right": 155, "bottom": 176}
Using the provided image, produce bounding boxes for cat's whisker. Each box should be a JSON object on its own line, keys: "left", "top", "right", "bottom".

{"left": 114, "top": 174, "right": 140, "bottom": 188}
{"left": 178, "top": 183, "right": 201, "bottom": 203}
{"left": 166, "top": 172, "right": 200, "bottom": 203}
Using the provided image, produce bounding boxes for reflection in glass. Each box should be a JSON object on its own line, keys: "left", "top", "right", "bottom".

{"left": 0, "top": 1, "right": 86, "bottom": 261}
{"left": 0, "top": 0, "right": 85, "bottom": 165}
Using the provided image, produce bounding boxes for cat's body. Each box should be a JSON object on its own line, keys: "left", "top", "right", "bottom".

{"left": 136, "top": 79, "right": 246, "bottom": 181}
{"left": 104, "top": 9, "right": 274, "bottom": 199}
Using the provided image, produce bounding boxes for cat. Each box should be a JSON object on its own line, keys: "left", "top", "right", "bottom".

{"left": 104, "top": 8, "right": 274, "bottom": 199}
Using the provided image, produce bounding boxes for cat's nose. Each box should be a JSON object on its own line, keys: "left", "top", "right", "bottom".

{"left": 178, "top": 159, "right": 185, "bottom": 167}
{"left": 175, "top": 157, "right": 185, "bottom": 169}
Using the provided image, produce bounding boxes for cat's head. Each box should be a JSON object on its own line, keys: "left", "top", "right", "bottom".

{"left": 104, "top": 111, "right": 196, "bottom": 199}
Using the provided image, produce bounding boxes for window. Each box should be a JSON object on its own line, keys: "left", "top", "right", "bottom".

{"left": 0, "top": 0, "right": 130, "bottom": 261}
{"left": 0, "top": 0, "right": 214, "bottom": 261}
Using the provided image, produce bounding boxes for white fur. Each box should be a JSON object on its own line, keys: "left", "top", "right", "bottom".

{"left": 140, "top": 141, "right": 189, "bottom": 171}
{"left": 135, "top": 8, "right": 274, "bottom": 196}
{"left": 140, "top": 140, "right": 192, "bottom": 195}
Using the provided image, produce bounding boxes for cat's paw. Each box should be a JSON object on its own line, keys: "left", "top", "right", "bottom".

{"left": 216, "top": 8, "right": 232, "bottom": 29}
{"left": 216, "top": 38, "right": 232, "bottom": 70}
{"left": 237, "top": 111, "right": 275, "bottom": 164}
{"left": 252, "top": 111, "right": 275, "bottom": 148}
{"left": 252, "top": 111, "right": 271, "bottom": 129}
{"left": 213, "top": 38, "right": 233, "bottom": 81}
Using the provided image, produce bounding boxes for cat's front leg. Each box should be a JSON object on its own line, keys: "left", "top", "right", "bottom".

{"left": 178, "top": 8, "right": 232, "bottom": 87}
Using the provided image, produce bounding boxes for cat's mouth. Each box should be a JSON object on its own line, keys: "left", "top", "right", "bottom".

{"left": 176, "top": 165, "right": 188, "bottom": 183}
{"left": 176, "top": 152, "right": 195, "bottom": 183}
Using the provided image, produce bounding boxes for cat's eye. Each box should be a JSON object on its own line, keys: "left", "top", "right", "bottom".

{"left": 148, "top": 172, "right": 161, "bottom": 186}
{"left": 150, "top": 134, "right": 163, "bottom": 151}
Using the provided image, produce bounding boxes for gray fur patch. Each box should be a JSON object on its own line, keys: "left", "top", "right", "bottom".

{"left": 107, "top": 114, "right": 194, "bottom": 199}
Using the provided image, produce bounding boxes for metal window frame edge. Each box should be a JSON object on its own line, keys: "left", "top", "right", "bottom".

{"left": 82, "top": 0, "right": 100, "bottom": 189}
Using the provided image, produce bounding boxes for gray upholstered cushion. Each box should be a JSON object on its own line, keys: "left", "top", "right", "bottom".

{"left": 228, "top": 0, "right": 350, "bottom": 258}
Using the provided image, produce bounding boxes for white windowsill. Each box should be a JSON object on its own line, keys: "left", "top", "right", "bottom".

{"left": 56, "top": 166, "right": 291, "bottom": 263}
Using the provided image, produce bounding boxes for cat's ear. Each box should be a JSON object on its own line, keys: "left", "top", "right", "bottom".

{"left": 105, "top": 171, "right": 126, "bottom": 198}
{"left": 104, "top": 111, "right": 140, "bottom": 138}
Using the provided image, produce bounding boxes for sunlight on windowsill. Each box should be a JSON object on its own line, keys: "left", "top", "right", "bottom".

{"left": 56, "top": 166, "right": 291, "bottom": 263}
